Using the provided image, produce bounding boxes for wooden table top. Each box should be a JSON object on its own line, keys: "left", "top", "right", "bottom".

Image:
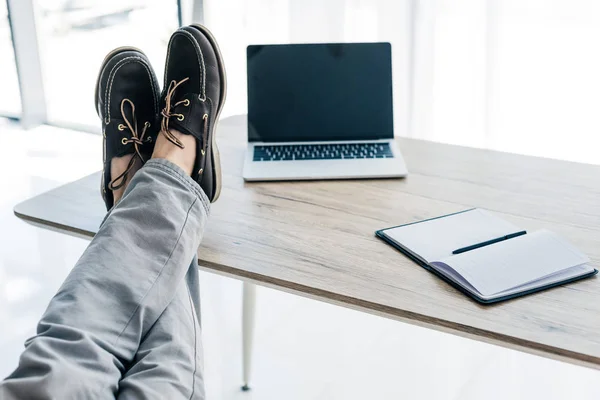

{"left": 14, "top": 115, "right": 600, "bottom": 370}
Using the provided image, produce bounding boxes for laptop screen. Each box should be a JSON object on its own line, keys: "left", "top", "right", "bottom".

{"left": 247, "top": 42, "right": 393, "bottom": 143}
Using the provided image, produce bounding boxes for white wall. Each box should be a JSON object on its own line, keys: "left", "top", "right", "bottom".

{"left": 413, "top": 0, "right": 600, "bottom": 164}
{"left": 203, "top": 0, "right": 600, "bottom": 165}
{"left": 203, "top": 0, "right": 413, "bottom": 138}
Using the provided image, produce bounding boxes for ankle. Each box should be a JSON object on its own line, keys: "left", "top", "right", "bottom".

{"left": 110, "top": 155, "right": 142, "bottom": 203}
{"left": 152, "top": 129, "right": 196, "bottom": 175}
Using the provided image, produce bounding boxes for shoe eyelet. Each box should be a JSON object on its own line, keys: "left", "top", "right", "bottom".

{"left": 121, "top": 138, "right": 128, "bottom": 145}
{"left": 184, "top": 99, "right": 190, "bottom": 106}
{"left": 198, "top": 94, "right": 206, "bottom": 102}
{"left": 145, "top": 122, "right": 151, "bottom": 128}
{"left": 198, "top": 168, "right": 203, "bottom": 175}
{"left": 118, "top": 124, "right": 126, "bottom": 131}
{"left": 177, "top": 115, "right": 185, "bottom": 121}
{"left": 201, "top": 149, "right": 205, "bottom": 156}
{"left": 146, "top": 136, "right": 152, "bottom": 142}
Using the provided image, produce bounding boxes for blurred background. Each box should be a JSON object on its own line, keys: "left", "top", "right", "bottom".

{"left": 0, "top": 0, "right": 178, "bottom": 129}
{"left": 2, "top": 0, "right": 600, "bottom": 164}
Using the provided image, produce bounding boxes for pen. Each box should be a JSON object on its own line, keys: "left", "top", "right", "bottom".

{"left": 452, "top": 230, "right": 527, "bottom": 255}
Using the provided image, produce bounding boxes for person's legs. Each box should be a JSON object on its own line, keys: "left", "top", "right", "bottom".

{"left": 116, "top": 21, "right": 228, "bottom": 398}
{"left": 112, "top": 134, "right": 205, "bottom": 400}
{"left": 117, "top": 260, "right": 205, "bottom": 400}
{"left": 1, "top": 23, "right": 225, "bottom": 399}
{"left": 0, "top": 158, "right": 210, "bottom": 399}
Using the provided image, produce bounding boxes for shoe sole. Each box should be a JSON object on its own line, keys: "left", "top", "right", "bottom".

{"left": 190, "top": 24, "right": 227, "bottom": 203}
{"left": 94, "top": 46, "right": 147, "bottom": 209}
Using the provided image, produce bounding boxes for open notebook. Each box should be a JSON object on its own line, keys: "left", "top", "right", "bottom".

{"left": 376, "top": 209, "right": 597, "bottom": 304}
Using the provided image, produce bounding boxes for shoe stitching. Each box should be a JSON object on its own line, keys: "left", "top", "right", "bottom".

{"left": 199, "top": 97, "right": 214, "bottom": 177}
{"left": 164, "top": 30, "right": 206, "bottom": 100}
{"left": 106, "top": 57, "right": 159, "bottom": 122}
{"left": 105, "top": 56, "right": 159, "bottom": 123}
{"left": 105, "top": 56, "right": 138, "bottom": 121}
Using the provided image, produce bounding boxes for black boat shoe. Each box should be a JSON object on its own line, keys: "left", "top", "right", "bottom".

{"left": 160, "top": 24, "right": 227, "bottom": 202}
{"left": 95, "top": 47, "right": 161, "bottom": 210}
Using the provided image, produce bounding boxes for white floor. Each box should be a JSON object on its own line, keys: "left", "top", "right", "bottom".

{"left": 0, "top": 120, "right": 599, "bottom": 399}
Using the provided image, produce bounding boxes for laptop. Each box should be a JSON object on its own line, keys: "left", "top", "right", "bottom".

{"left": 243, "top": 42, "right": 408, "bottom": 181}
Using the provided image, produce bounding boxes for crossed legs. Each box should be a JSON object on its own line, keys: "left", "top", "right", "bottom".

{"left": 118, "top": 262, "right": 206, "bottom": 399}
{"left": 1, "top": 132, "right": 208, "bottom": 399}
{"left": 1, "top": 22, "right": 227, "bottom": 399}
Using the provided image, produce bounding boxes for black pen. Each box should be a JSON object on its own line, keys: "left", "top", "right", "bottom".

{"left": 452, "top": 230, "right": 527, "bottom": 255}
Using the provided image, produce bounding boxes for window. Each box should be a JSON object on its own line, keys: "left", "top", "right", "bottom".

{"left": 34, "top": 0, "right": 179, "bottom": 131}
{"left": 0, "top": 1, "right": 21, "bottom": 116}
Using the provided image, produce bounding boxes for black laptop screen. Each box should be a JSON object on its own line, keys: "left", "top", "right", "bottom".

{"left": 247, "top": 43, "right": 393, "bottom": 142}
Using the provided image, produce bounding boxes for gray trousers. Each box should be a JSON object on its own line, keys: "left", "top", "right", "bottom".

{"left": 1, "top": 159, "right": 209, "bottom": 399}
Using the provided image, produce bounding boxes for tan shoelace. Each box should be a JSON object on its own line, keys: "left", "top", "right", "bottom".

{"left": 161, "top": 78, "right": 190, "bottom": 149}
{"left": 109, "top": 98, "right": 152, "bottom": 190}
{"left": 160, "top": 78, "right": 210, "bottom": 176}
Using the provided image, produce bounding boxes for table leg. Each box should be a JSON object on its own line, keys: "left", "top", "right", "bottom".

{"left": 241, "top": 282, "right": 256, "bottom": 391}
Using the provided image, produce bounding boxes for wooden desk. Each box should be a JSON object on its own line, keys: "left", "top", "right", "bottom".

{"left": 14, "top": 115, "right": 600, "bottom": 370}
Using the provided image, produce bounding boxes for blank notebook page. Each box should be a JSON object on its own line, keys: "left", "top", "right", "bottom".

{"left": 384, "top": 209, "right": 520, "bottom": 262}
{"left": 437, "top": 230, "right": 590, "bottom": 296}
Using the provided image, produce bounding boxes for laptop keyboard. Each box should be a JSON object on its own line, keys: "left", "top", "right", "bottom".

{"left": 253, "top": 142, "right": 394, "bottom": 161}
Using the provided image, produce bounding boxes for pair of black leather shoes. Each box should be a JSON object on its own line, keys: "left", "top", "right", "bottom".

{"left": 95, "top": 24, "right": 226, "bottom": 210}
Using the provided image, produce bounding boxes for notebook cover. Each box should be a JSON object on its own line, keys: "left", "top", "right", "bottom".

{"left": 375, "top": 213, "right": 599, "bottom": 304}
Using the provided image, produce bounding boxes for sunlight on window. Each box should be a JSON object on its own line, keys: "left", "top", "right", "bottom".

{"left": 414, "top": 0, "right": 600, "bottom": 165}
{"left": 0, "top": 1, "right": 21, "bottom": 115}
{"left": 35, "top": 0, "right": 179, "bottom": 129}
